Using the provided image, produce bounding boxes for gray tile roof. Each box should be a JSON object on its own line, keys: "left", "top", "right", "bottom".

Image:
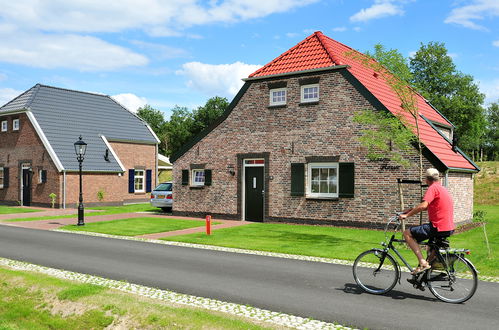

{"left": 0, "top": 84, "right": 158, "bottom": 172}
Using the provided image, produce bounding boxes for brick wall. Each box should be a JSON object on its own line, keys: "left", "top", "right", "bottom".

{"left": 0, "top": 113, "right": 62, "bottom": 207}
{"left": 172, "top": 69, "right": 468, "bottom": 228}
{"left": 446, "top": 172, "right": 474, "bottom": 224}
{"left": 64, "top": 142, "right": 156, "bottom": 207}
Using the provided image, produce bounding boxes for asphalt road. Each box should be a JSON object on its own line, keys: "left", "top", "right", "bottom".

{"left": 0, "top": 225, "right": 498, "bottom": 329}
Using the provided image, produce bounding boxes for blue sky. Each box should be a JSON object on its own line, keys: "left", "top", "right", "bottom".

{"left": 0, "top": 0, "right": 498, "bottom": 118}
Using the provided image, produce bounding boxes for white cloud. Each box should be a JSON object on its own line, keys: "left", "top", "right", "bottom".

{"left": 0, "top": 32, "right": 148, "bottom": 71}
{"left": 0, "top": 73, "right": 7, "bottom": 82}
{"left": 0, "top": 88, "right": 23, "bottom": 107}
{"left": 445, "top": 0, "right": 499, "bottom": 31}
{"left": 493, "top": 40, "right": 499, "bottom": 47}
{"left": 177, "top": 61, "right": 261, "bottom": 97}
{"left": 112, "top": 93, "right": 148, "bottom": 113}
{"left": 332, "top": 27, "right": 347, "bottom": 32}
{"left": 130, "top": 40, "right": 188, "bottom": 60}
{"left": 479, "top": 79, "right": 499, "bottom": 104}
{"left": 0, "top": 0, "right": 319, "bottom": 35}
{"left": 350, "top": 0, "right": 405, "bottom": 23}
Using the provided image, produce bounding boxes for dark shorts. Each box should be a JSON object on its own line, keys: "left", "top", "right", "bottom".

{"left": 410, "top": 223, "right": 454, "bottom": 243}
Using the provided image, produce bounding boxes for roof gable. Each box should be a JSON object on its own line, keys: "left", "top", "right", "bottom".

{"left": 0, "top": 84, "right": 158, "bottom": 172}
{"left": 248, "top": 32, "right": 477, "bottom": 171}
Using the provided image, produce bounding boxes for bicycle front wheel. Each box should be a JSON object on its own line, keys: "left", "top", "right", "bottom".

{"left": 353, "top": 249, "right": 399, "bottom": 294}
{"left": 427, "top": 256, "right": 478, "bottom": 303}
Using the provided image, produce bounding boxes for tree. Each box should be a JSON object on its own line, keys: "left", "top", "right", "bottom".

{"left": 484, "top": 102, "right": 499, "bottom": 160}
{"left": 410, "top": 42, "right": 486, "bottom": 155}
{"left": 366, "top": 43, "right": 413, "bottom": 83}
{"left": 164, "top": 97, "right": 229, "bottom": 157}
{"left": 137, "top": 105, "right": 167, "bottom": 154}
{"left": 163, "top": 106, "right": 194, "bottom": 157}
{"left": 191, "top": 96, "right": 229, "bottom": 134}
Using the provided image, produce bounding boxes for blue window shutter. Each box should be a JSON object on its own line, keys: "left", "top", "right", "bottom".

{"left": 128, "top": 169, "right": 135, "bottom": 193}
{"left": 146, "top": 169, "right": 152, "bottom": 192}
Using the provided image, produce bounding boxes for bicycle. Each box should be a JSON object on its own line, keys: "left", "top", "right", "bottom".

{"left": 352, "top": 214, "right": 478, "bottom": 303}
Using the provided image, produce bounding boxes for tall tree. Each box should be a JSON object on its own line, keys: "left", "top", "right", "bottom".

{"left": 484, "top": 102, "right": 499, "bottom": 160}
{"left": 410, "top": 42, "right": 486, "bottom": 154}
{"left": 136, "top": 105, "right": 167, "bottom": 154}
{"left": 191, "top": 96, "right": 229, "bottom": 134}
{"left": 163, "top": 106, "right": 194, "bottom": 157}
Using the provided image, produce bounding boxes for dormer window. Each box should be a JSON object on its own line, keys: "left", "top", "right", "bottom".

{"left": 301, "top": 84, "right": 319, "bottom": 103}
{"left": 433, "top": 124, "right": 452, "bottom": 141}
{"left": 270, "top": 88, "right": 287, "bottom": 106}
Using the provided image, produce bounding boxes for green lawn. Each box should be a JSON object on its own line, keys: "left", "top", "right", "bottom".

{"left": 0, "top": 266, "right": 270, "bottom": 329}
{"left": 3, "top": 203, "right": 159, "bottom": 222}
{"left": 0, "top": 206, "right": 44, "bottom": 215}
{"left": 60, "top": 217, "right": 215, "bottom": 236}
{"left": 163, "top": 204, "right": 498, "bottom": 277}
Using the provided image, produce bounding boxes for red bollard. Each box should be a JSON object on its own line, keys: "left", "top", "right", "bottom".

{"left": 206, "top": 215, "right": 211, "bottom": 235}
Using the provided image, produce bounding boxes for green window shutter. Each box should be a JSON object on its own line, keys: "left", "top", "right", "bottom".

{"left": 204, "top": 169, "right": 212, "bottom": 186}
{"left": 291, "top": 163, "right": 305, "bottom": 196}
{"left": 339, "top": 162, "right": 355, "bottom": 198}
{"left": 3, "top": 167, "right": 9, "bottom": 188}
{"left": 182, "top": 170, "right": 189, "bottom": 185}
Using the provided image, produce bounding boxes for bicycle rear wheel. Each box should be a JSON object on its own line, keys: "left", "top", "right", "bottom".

{"left": 427, "top": 256, "right": 477, "bottom": 303}
{"left": 353, "top": 249, "right": 399, "bottom": 294}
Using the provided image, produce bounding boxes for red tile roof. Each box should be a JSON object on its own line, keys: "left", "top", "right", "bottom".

{"left": 249, "top": 32, "right": 477, "bottom": 171}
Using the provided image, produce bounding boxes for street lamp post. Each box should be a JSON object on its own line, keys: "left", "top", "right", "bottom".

{"left": 74, "top": 136, "right": 87, "bottom": 226}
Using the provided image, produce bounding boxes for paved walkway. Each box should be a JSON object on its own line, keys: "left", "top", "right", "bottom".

{"left": 0, "top": 207, "right": 249, "bottom": 238}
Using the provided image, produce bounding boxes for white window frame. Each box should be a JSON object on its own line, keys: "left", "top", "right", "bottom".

{"left": 301, "top": 84, "right": 319, "bottom": 103}
{"left": 191, "top": 169, "right": 205, "bottom": 186}
{"left": 269, "top": 88, "right": 287, "bottom": 106}
{"left": 13, "top": 119, "right": 19, "bottom": 131}
{"left": 1, "top": 120, "right": 7, "bottom": 132}
{"left": 0, "top": 167, "right": 4, "bottom": 189}
{"left": 134, "top": 169, "right": 145, "bottom": 193}
{"left": 306, "top": 162, "right": 339, "bottom": 198}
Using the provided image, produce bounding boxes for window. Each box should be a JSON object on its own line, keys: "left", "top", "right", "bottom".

{"left": 269, "top": 88, "right": 286, "bottom": 106}
{"left": 134, "top": 169, "right": 145, "bottom": 192}
{"left": 191, "top": 169, "right": 205, "bottom": 186}
{"left": 38, "top": 169, "right": 47, "bottom": 184}
{"left": 1, "top": 120, "right": 7, "bottom": 132}
{"left": 434, "top": 124, "right": 452, "bottom": 140}
{"left": 301, "top": 84, "right": 319, "bottom": 103}
{"left": 0, "top": 167, "right": 3, "bottom": 188}
{"left": 13, "top": 119, "right": 19, "bottom": 131}
{"left": 307, "top": 163, "right": 338, "bottom": 198}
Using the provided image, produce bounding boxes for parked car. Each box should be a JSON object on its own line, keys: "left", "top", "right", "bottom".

{"left": 150, "top": 182, "right": 173, "bottom": 212}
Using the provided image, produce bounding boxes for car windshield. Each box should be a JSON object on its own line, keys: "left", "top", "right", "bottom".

{"left": 154, "top": 183, "right": 172, "bottom": 191}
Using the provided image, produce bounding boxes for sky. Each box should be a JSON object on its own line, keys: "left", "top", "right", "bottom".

{"left": 0, "top": 0, "right": 498, "bottom": 118}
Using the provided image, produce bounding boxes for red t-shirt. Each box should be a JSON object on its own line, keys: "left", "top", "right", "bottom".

{"left": 423, "top": 182, "right": 455, "bottom": 231}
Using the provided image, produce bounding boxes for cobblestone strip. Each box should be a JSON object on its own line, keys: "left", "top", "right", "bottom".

{"left": 53, "top": 229, "right": 499, "bottom": 283}
{"left": 0, "top": 257, "right": 352, "bottom": 330}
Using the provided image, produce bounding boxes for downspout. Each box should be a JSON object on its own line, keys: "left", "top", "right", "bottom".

{"left": 155, "top": 144, "right": 158, "bottom": 188}
{"left": 63, "top": 170, "right": 66, "bottom": 209}
{"left": 444, "top": 170, "right": 449, "bottom": 188}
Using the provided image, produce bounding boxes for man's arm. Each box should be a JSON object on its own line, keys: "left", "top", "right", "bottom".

{"left": 400, "top": 201, "right": 429, "bottom": 220}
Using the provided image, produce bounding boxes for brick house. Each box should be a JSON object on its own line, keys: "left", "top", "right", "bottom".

{"left": 0, "top": 84, "right": 159, "bottom": 208}
{"left": 170, "top": 32, "right": 479, "bottom": 228}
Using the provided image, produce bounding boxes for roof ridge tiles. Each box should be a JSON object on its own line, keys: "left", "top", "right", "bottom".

{"left": 36, "top": 83, "right": 110, "bottom": 98}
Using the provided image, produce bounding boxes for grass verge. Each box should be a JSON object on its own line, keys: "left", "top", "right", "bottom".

{"left": 0, "top": 206, "right": 44, "bottom": 214}
{"left": 475, "top": 161, "right": 498, "bottom": 205}
{"left": 162, "top": 204, "right": 498, "bottom": 277}
{"left": 2, "top": 203, "right": 159, "bottom": 222}
{"left": 0, "top": 266, "right": 271, "bottom": 329}
{"left": 60, "top": 217, "right": 217, "bottom": 236}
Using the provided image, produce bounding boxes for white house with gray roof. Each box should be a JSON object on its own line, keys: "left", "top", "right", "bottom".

{"left": 0, "top": 84, "right": 159, "bottom": 208}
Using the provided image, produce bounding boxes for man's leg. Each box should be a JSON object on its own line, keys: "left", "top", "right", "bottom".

{"left": 403, "top": 229, "right": 429, "bottom": 270}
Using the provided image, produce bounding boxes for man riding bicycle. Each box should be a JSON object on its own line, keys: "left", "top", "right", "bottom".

{"left": 399, "top": 168, "right": 455, "bottom": 274}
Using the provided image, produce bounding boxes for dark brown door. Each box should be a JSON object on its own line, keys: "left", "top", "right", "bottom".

{"left": 244, "top": 167, "right": 264, "bottom": 222}
{"left": 22, "top": 168, "right": 31, "bottom": 206}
